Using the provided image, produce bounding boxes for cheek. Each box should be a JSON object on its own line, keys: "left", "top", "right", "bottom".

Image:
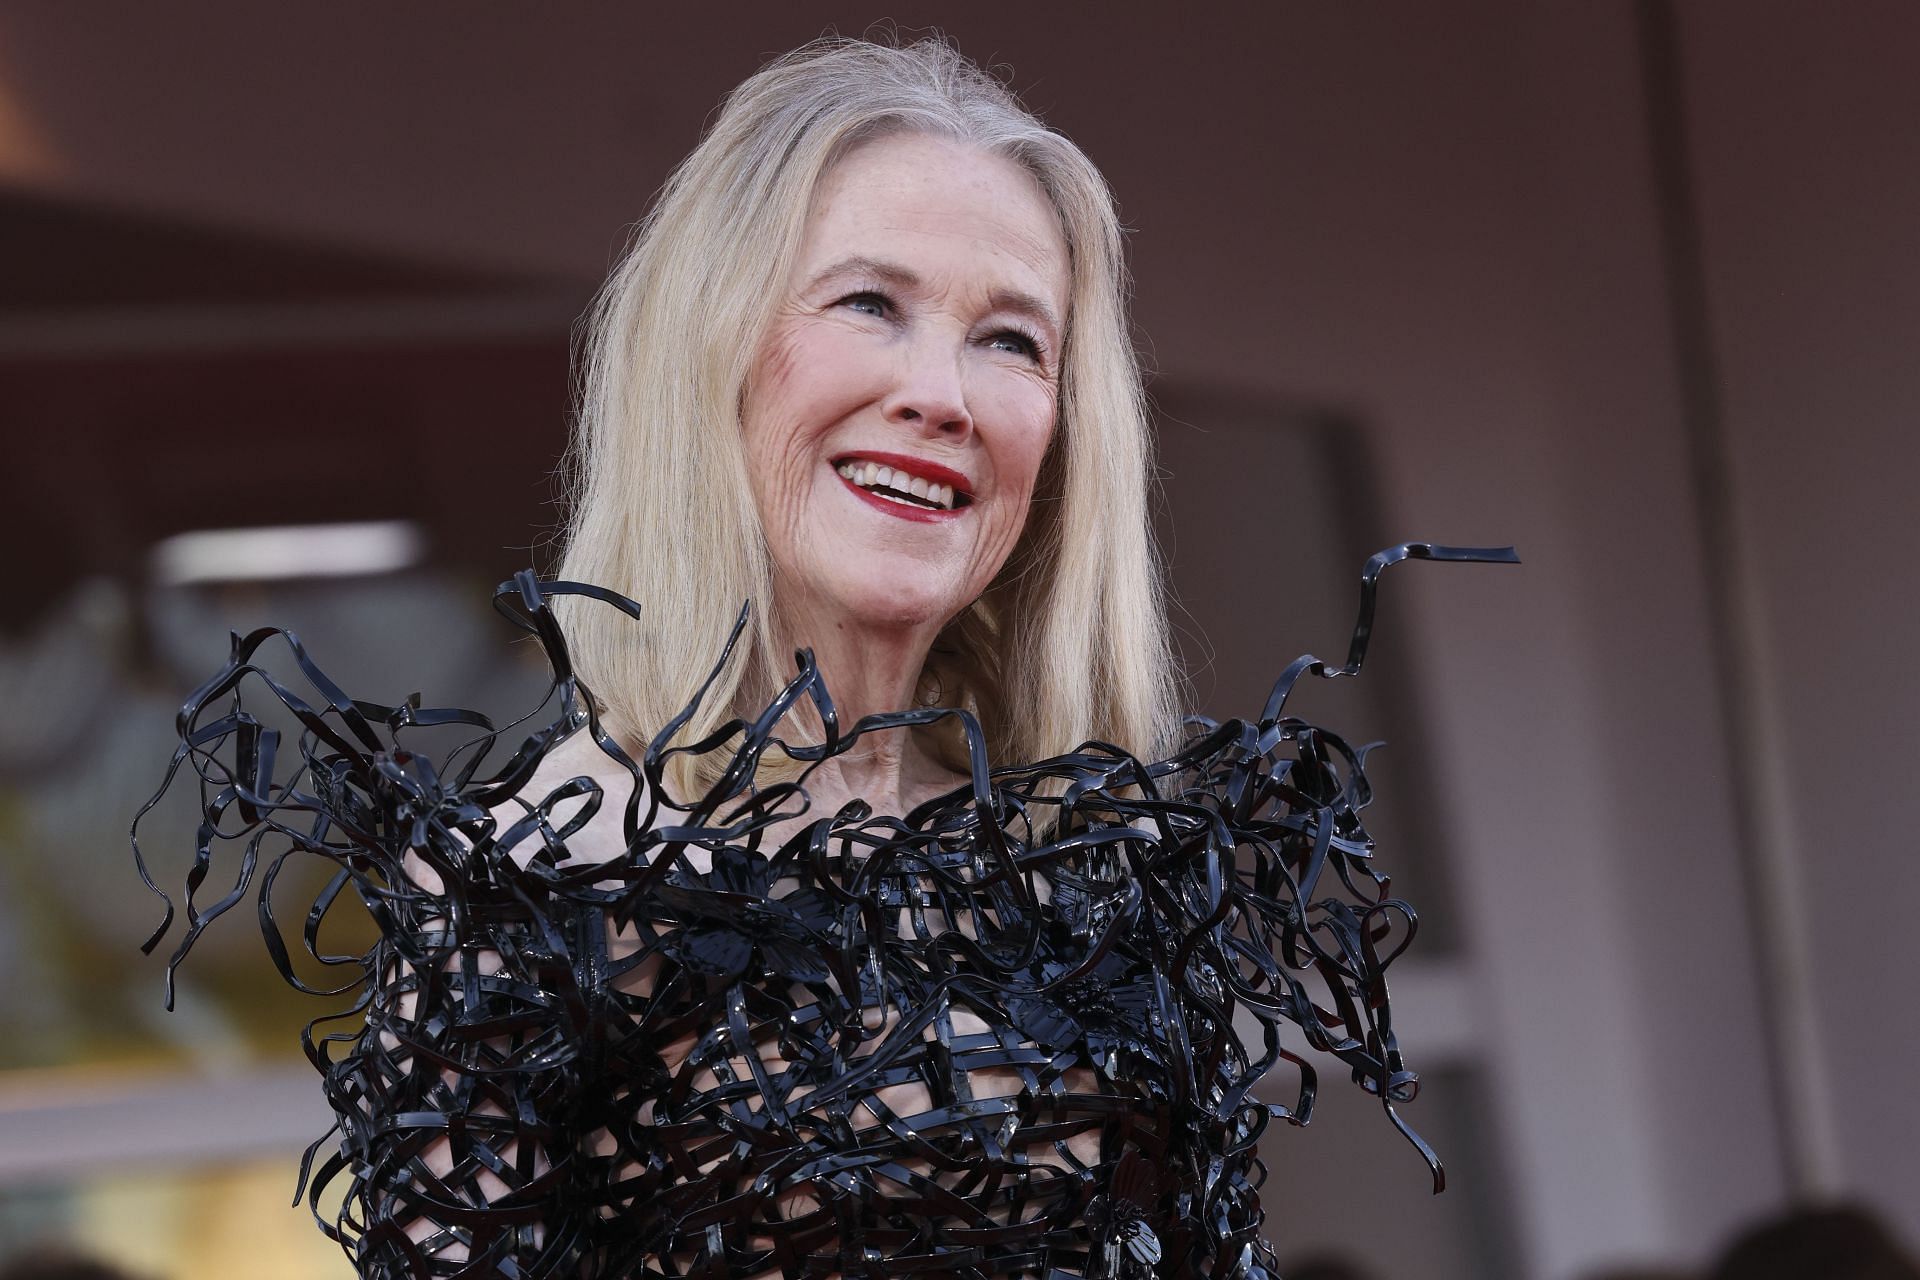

{"left": 985, "top": 381, "right": 1059, "bottom": 505}
{"left": 752, "top": 324, "right": 802, "bottom": 406}
{"left": 742, "top": 329, "right": 838, "bottom": 519}
{"left": 744, "top": 322, "right": 880, "bottom": 463}
{"left": 742, "top": 326, "right": 806, "bottom": 461}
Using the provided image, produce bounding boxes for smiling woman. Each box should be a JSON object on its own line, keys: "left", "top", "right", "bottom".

{"left": 134, "top": 33, "right": 1494, "bottom": 1280}
{"left": 738, "top": 131, "right": 1068, "bottom": 807}
{"left": 554, "top": 38, "right": 1173, "bottom": 811}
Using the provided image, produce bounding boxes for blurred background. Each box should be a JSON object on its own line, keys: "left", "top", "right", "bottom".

{"left": 1, "top": 2, "right": 1916, "bottom": 1277}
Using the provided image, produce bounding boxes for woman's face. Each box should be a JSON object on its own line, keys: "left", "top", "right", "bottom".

{"left": 741, "top": 132, "right": 1070, "bottom": 641}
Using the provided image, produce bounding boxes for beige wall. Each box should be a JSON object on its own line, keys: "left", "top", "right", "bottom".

{"left": 3, "top": 2, "right": 1914, "bottom": 1275}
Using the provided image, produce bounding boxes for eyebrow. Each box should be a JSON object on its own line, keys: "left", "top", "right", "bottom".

{"left": 806, "top": 254, "right": 1063, "bottom": 339}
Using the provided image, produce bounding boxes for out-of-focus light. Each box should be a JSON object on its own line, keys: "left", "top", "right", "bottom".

{"left": 0, "top": 76, "right": 64, "bottom": 178}
{"left": 151, "top": 520, "right": 427, "bottom": 586}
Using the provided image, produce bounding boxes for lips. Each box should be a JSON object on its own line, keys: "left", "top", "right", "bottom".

{"left": 830, "top": 450, "right": 976, "bottom": 523}
{"left": 831, "top": 451, "right": 974, "bottom": 503}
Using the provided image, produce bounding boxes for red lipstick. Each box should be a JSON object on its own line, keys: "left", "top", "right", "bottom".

{"left": 831, "top": 451, "right": 973, "bottom": 524}
{"left": 832, "top": 451, "right": 973, "bottom": 499}
{"left": 838, "top": 477, "right": 964, "bottom": 523}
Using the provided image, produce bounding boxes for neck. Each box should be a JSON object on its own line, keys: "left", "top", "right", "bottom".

{"left": 765, "top": 590, "right": 957, "bottom": 811}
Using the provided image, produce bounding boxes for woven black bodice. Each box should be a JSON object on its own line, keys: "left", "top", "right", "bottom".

{"left": 135, "top": 544, "right": 1511, "bottom": 1279}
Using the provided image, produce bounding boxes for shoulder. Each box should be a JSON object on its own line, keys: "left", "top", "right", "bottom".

{"left": 402, "top": 728, "right": 655, "bottom": 893}
{"left": 498, "top": 727, "right": 656, "bottom": 869}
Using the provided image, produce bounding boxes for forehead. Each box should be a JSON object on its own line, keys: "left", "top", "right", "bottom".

{"left": 797, "top": 133, "right": 1070, "bottom": 312}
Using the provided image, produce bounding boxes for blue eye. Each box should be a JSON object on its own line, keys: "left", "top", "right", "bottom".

{"left": 839, "top": 291, "right": 890, "bottom": 318}
{"left": 987, "top": 329, "right": 1042, "bottom": 360}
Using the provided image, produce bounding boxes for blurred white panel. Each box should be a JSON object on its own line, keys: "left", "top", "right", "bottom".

{"left": 152, "top": 520, "right": 425, "bottom": 586}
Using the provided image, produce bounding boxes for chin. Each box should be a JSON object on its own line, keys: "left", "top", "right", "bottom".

{"left": 832, "top": 573, "right": 965, "bottom": 632}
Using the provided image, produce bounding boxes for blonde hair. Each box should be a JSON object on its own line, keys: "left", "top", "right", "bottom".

{"left": 552, "top": 35, "right": 1177, "bottom": 796}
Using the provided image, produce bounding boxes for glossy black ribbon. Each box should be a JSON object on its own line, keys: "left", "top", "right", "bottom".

{"left": 132, "top": 542, "right": 1517, "bottom": 1280}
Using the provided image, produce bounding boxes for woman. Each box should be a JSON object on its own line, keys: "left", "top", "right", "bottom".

{"left": 552, "top": 35, "right": 1173, "bottom": 819}
{"left": 138, "top": 35, "right": 1475, "bottom": 1280}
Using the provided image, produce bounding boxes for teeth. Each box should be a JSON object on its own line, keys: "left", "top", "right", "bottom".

{"left": 836, "top": 460, "right": 961, "bottom": 510}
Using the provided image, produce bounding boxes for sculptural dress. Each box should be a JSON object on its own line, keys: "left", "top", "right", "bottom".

{"left": 135, "top": 545, "right": 1505, "bottom": 1280}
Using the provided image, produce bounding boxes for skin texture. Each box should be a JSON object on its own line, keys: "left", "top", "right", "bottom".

{"left": 738, "top": 131, "right": 1071, "bottom": 821}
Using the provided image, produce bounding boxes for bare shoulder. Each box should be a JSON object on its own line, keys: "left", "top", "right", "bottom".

{"left": 405, "top": 729, "right": 663, "bottom": 892}
{"left": 520, "top": 726, "right": 642, "bottom": 799}
{"left": 494, "top": 727, "right": 652, "bottom": 868}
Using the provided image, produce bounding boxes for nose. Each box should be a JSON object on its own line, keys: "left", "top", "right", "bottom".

{"left": 881, "top": 332, "right": 972, "bottom": 439}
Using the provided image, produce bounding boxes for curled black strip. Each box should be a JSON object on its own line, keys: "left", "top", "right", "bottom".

{"left": 132, "top": 542, "right": 1517, "bottom": 1280}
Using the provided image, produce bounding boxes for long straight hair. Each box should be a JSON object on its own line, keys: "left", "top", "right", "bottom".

{"left": 553, "top": 36, "right": 1178, "bottom": 798}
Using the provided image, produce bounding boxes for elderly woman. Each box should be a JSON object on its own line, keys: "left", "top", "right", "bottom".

{"left": 140, "top": 35, "right": 1468, "bottom": 1280}
{"left": 553, "top": 38, "right": 1173, "bottom": 825}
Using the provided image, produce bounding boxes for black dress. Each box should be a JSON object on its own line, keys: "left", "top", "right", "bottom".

{"left": 134, "top": 543, "right": 1511, "bottom": 1279}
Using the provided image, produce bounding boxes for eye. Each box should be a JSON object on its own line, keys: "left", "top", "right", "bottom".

{"left": 985, "top": 328, "right": 1044, "bottom": 361}
{"left": 836, "top": 290, "right": 892, "bottom": 318}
